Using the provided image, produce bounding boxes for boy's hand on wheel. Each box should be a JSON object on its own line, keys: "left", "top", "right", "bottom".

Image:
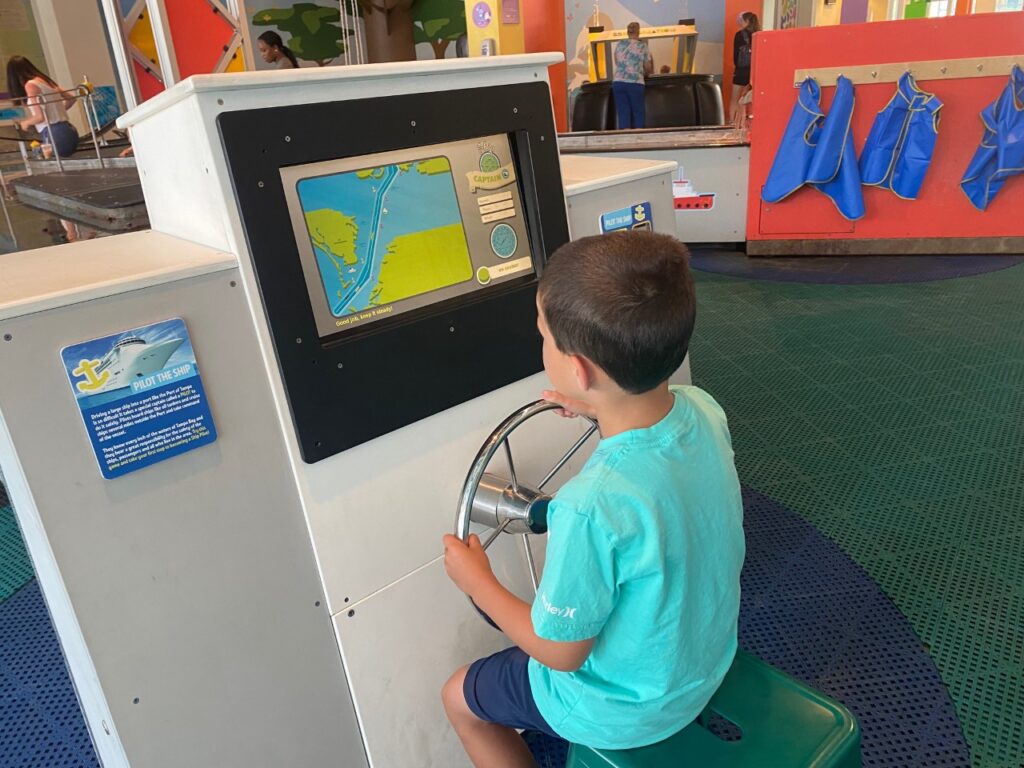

{"left": 442, "top": 534, "right": 495, "bottom": 597}
{"left": 542, "top": 390, "right": 598, "bottom": 420}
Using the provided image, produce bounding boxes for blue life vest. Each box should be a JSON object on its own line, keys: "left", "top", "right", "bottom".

{"left": 961, "top": 65, "right": 1024, "bottom": 211}
{"left": 762, "top": 77, "right": 864, "bottom": 220}
{"left": 860, "top": 72, "right": 942, "bottom": 200}
{"left": 807, "top": 75, "right": 864, "bottom": 220}
{"left": 763, "top": 79, "right": 824, "bottom": 203}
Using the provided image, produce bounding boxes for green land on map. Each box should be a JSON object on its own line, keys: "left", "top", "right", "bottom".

{"left": 374, "top": 223, "right": 472, "bottom": 305}
{"left": 306, "top": 209, "right": 359, "bottom": 271}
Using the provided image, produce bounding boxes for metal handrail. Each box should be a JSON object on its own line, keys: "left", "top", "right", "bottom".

{"left": 1, "top": 84, "right": 105, "bottom": 173}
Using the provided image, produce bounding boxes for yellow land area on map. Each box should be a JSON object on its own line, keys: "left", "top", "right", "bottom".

{"left": 306, "top": 209, "right": 359, "bottom": 267}
{"left": 373, "top": 224, "right": 471, "bottom": 305}
{"left": 416, "top": 157, "right": 451, "bottom": 175}
{"left": 356, "top": 167, "right": 386, "bottom": 180}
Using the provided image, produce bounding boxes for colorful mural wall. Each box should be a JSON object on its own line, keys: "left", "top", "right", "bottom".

{"left": 565, "top": 0, "right": 726, "bottom": 97}
{"left": 242, "top": 1, "right": 466, "bottom": 67}
{"left": 244, "top": 1, "right": 353, "bottom": 68}
{"left": 413, "top": 0, "right": 466, "bottom": 59}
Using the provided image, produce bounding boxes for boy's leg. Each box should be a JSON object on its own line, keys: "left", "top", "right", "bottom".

{"left": 443, "top": 666, "right": 537, "bottom": 768}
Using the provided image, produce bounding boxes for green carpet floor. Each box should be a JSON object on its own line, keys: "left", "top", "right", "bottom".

{"left": 0, "top": 501, "right": 33, "bottom": 603}
{"left": 690, "top": 266, "right": 1024, "bottom": 768}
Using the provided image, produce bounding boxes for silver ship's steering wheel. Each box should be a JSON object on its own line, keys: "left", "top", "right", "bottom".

{"left": 454, "top": 400, "right": 599, "bottom": 592}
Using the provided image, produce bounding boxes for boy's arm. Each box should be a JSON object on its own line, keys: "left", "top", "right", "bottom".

{"left": 443, "top": 534, "right": 594, "bottom": 672}
{"left": 472, "top": 566, "right": 595, "bottom": 672}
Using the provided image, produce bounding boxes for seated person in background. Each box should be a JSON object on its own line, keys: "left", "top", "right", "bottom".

{"left": 6, "top": 55, "right": 79, "bottom": 158}
{"left": 659, "top": 65, "right": 671, "bottom": 74}
{"left": 612, "top": 22, "right": 653, "bottom": 130}
{"left": 257, "top": 31, "right": 299, "bottom": 69}
{"left": 442, "top": 231, "right": 746, "bottom": 768}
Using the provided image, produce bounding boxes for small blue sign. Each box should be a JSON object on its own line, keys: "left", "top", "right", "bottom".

{"left": 600, "top": 201, "right": 653, "bottom": 234}
{"left": 61, "top": 318, "right": 217, "bottom": 480}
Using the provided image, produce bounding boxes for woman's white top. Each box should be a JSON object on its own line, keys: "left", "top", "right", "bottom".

{"left": 28, "top": 78, "right": 70, "bottom": 131}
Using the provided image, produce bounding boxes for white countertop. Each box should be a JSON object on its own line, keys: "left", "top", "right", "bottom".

{"left": 0, "top": 231, "right": 235, "bottom": 321}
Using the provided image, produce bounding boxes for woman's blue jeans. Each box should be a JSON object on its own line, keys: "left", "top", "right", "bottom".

{"left": 612, "top": 81, "right": 646, "bottom": 129}
{"left": 39, "top": 121, "right": 79, "bottom": 158}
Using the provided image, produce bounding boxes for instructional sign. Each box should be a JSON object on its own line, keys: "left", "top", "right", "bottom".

{"left": 61, "top": 318, "right": 217, "bottom": 480}
{"left": 600, "top": 201, "right": 653, "bottom": 233}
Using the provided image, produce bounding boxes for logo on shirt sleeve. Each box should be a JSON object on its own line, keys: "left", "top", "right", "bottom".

{"left": 541, "top": 592, "right": 577, "bottom": 620}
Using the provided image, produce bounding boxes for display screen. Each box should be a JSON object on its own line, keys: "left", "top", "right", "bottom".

{"left": 282, "top": 134, "right": 535, "bottom": 339}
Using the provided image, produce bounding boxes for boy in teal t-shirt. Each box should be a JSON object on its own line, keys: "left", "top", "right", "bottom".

{"left": 442, "top": 231, "right": 745, "bottom": 766}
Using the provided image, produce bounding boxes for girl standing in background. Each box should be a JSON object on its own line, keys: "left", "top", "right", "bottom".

{"left": 730, "top": 12, "right": 760, "bottom": 127}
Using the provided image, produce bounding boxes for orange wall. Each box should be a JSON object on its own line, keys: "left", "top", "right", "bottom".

{"left": 747, "top": 14, "right": 1024, "bottom": 244}
{"left": 523, "top": 0, "right": 567, "bottom": 132}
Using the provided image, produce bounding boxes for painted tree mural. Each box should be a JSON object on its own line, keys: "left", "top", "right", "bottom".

{"left": 252, "top": 3, "right": 354, "bottom": 66}
{"left": 413, "top": 0, "right": 467, "bottom": 59}
{"left": 350, "top": 0, "right": 417, "bottom": 62}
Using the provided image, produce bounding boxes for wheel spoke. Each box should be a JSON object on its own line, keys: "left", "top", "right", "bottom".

{"left": 538, "top": 423, "right": 598, "bottom": 491}
{"left": 503, "top": 437, "right": 518, "bottom": 491}
{"left": 522, "top": 534, "right": 539, "bottom": 593}
{"left": 481, "top": 518, "right": 512, "bottom": 551}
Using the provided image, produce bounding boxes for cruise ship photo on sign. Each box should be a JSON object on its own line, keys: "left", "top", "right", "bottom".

{"left": 89, "top": 336, "right": 185, "bottom": 395}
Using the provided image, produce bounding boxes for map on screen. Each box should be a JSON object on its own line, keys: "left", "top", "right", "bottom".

{"left": 297, "top": 156, "right": 473, "bottom": 318}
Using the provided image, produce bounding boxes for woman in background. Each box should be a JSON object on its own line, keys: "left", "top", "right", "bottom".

{"left": 257, "top": 31, "right": 299, "bottom": 69}
{"left": 6, "top": 55, "right": 79, "bottom": 158}
{"left": 612, "top": 22, "right": 653, "bottom": 130}
{"left": 730, "top": 12, "right": 760, "bottom": 126}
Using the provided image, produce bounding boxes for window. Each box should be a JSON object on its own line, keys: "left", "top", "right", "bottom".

{"left": 994, "top": 0, "right": 1023, "bottom": 11}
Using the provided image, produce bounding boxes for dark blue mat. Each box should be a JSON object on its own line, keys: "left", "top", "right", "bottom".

{"left": 525, "top": 486, "right": 970, "bottom": 768}
{"left": 0, "top": 487, "right": 968, "bottom": 767}
{"left": 691, "top": 249, "right": 1024, "bottom": 285}
{"left": 0, "top": 581, "right": 99, "bottom": 768}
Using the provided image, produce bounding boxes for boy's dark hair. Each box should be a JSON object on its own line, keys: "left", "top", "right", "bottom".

{"left": 538, "top": 231, "right": 695, "bottom": 394}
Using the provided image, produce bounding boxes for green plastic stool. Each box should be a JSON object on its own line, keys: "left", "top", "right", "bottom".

{"left": 565, "top": 650, "right": 861, "bottom": 768}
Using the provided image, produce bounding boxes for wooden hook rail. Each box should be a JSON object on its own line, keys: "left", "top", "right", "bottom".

{"left": 793, "top": 55, "right": 1022, "bottom": 87}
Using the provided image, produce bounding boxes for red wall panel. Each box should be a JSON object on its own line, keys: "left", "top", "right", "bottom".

{"left": 164, "top": 0, "right": 236, "bottom": 78}
{"left": 747, "top": 13, "right": 1024, "bottom": 244}
{"left": 133, "top": 61, "right": 165, "bottom": 101}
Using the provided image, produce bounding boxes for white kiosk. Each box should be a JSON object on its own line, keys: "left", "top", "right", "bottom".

{"left": 0, "top": 55, "right": 684, "bottom": 767}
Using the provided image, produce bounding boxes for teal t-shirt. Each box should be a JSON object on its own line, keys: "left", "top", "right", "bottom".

{"left": 528, "top": 385, "right": 745, "bottom": 749}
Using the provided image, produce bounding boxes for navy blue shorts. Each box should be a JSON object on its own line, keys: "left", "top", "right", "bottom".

{"left": 463, "top": 647, "right": 559, "bottom": 738}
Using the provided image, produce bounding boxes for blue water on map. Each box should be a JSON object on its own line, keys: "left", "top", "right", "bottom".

{"left": 297, "top": 160, "right": 466, "bottom": 316}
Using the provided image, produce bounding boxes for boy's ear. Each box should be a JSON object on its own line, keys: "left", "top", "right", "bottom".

{"left": 569, "top": 353, "right": 595, "bottom": 392}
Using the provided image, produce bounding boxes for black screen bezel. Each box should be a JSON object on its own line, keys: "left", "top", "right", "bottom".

{"left": 218, "top": 82, "right": 569, "bottom": 462}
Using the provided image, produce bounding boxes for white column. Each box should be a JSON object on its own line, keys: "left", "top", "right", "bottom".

{"left": 97, "top": 0, "right": 141, "bottom": 110}
{"left": 145, "top": 0, "right": 181, "bottom": 87}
